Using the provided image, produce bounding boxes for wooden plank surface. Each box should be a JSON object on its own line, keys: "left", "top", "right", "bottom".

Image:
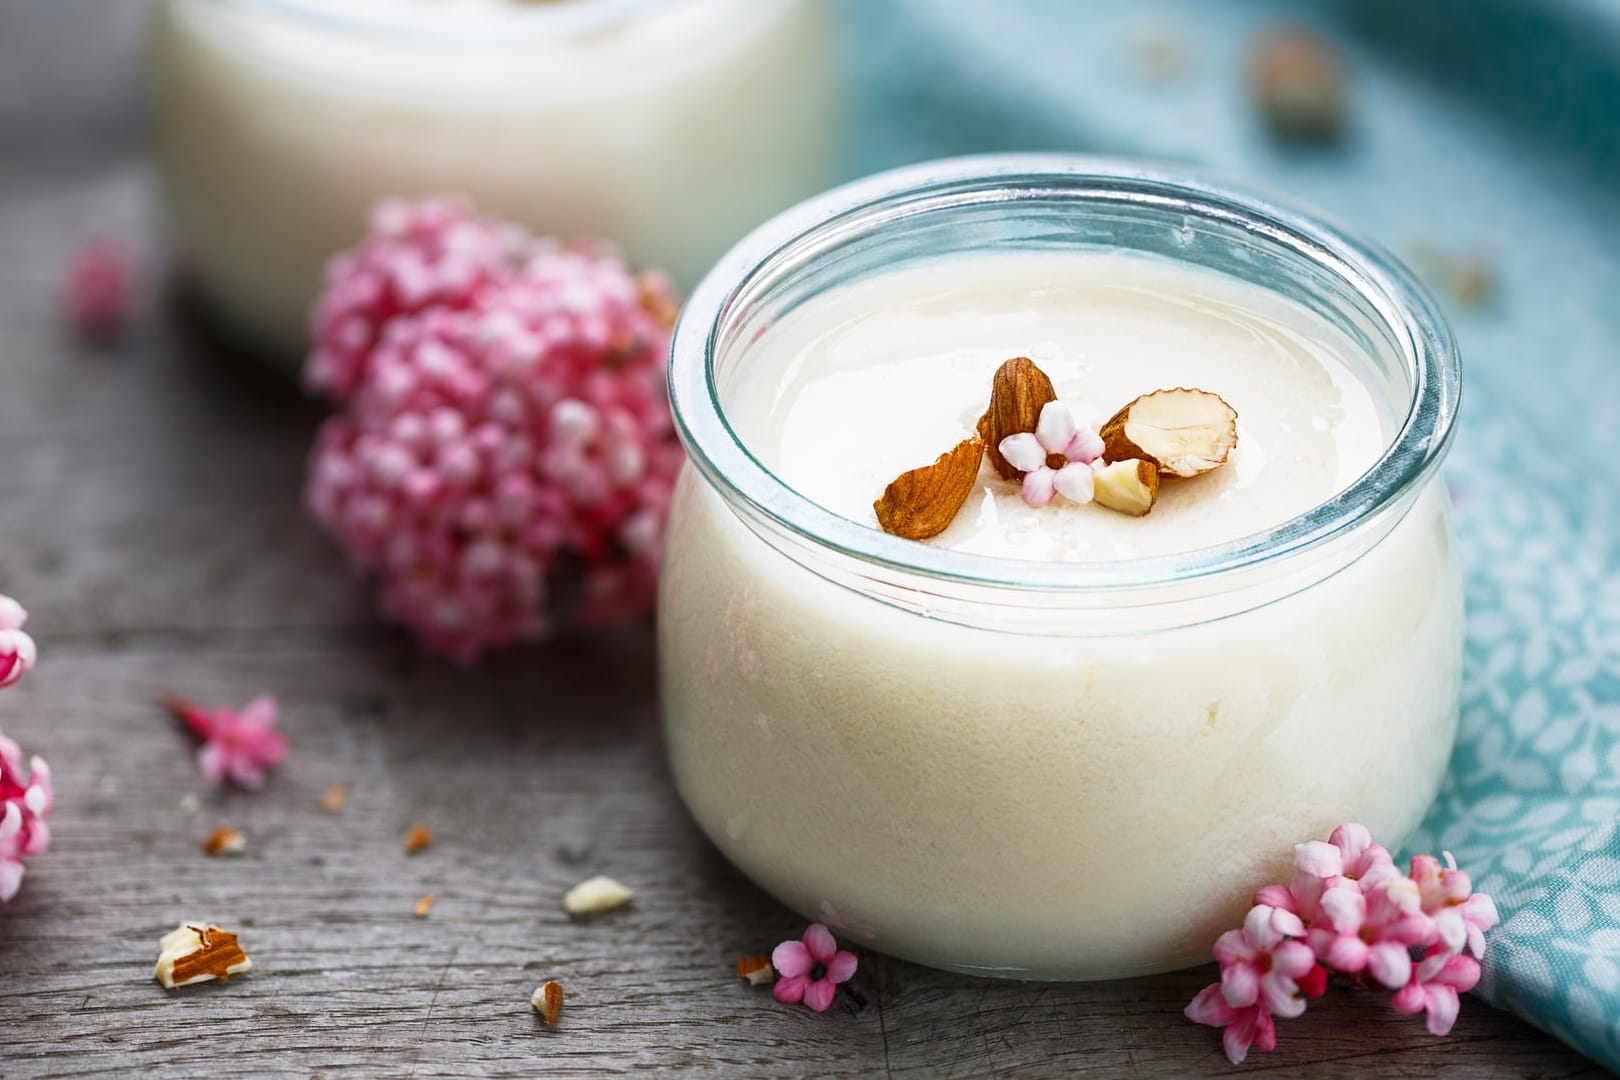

{"left": 0, "top": 4, "right": 1606, "bottom": 1077}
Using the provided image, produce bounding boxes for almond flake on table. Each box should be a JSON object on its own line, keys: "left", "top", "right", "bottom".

{"left": 153, "top": 922, "right": 252, "bottom": 989}
{"left": 563, "top": 875, "right": 633, "bottom": 916}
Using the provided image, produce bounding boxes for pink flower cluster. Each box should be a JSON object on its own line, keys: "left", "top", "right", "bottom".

{"left": 303, "top": 198, "right": 683, "bottom": 662}
{"left": 0, "top": 593, "right": 50, "bottom": 902}
{"left": 1186, "top": 823, "right": 1499, "bottom": 1065}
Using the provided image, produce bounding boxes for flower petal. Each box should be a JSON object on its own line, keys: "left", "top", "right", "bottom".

{"left": 1294, "top": 840, "right": 1343, "bottom": 880}
{"left": 1035, "top": 401, "right": 1077, "bottom": 455}
{"left": 1212, "top": 929, "right": 1256, "bottom": 966}
{"left": 1424, "top": 986, "right": 1461, "bottom": 1036}
{"left": 998, "top": 432, "right": 1047, "bottom": 473}
{"left": 1020, "top": 467, "right": 1056, "bottom": 507}
{"left": 773, "top": 974, "right": 807, "bottom": 1005}
{"left": 1270, "top": 940, "right": 1315, "bottom": 979}
{"left": 825, "top": 950, "right": 857, "bottom": 984}
{"left": 772, "top": 940, "right": 812, "bottom": 979}
{"left": 1319, "top": 883, "right": 1366, "bottom": 933}
{"left": 1221, "top": 961, "right": 1260, "bottom": 1007}
{"left": 1052, "top": 463, "right": 1094, "bottom": 504}
{"left": 237, "top": 695, "right": 279, "bottom": 730}
{"left": 1366, "top": 941, "right": 1414, "bottom": 989}
{"left": 1185, "top": 984, "right": 1236, "bottom": 1027}
{"left": 803, "top": 978, "right": 837, "bottom": 1013}
{"left": 0, "top": 857, "right": 22, "bottom": 902}
{"left": 1064, "top": 426, "right": 1105, "bottom": 465}
{"left": 802, "top": 923, "right": 838, "bottom": 965}
{"left": 1260, "top": 972, "right": 1306, "bottom": 1019}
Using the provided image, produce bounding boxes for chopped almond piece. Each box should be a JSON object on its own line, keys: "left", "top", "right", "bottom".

{"left": 414, "top": 895, "right": 435, "bottom": 918}
{"left": 403, "top": 822, "right": 433, "bottom": 854}
{"left": 202, "top": 825, "right": 245, "bottom": 857}
{"left": 1092, "top": 459, "right": 1161, "bottom": 516}
{"left": 736, "top": 955, "right": 776, "bottom": 986}
{"left": 1252, "top": 27, "right": 1344, "bottom": 140}
{"left": 1100, "top": 389, "right": 1237, "bottom": 478}
{"left": 531, "top": 980, "right": 563, "bottom": 1025}
{"left": 873, "top": 436, "right": 985, "bottom": 540}
{"left": 563, "top": 875, "right": 633, "bottom": 916}
{"left": 154, "top": 923, "right": 252, "bottom": 989}
{"left": 318, "top": 784, "right": 347, "bottom": 813}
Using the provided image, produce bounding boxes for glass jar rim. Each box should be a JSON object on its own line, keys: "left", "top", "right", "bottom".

{"left": 668, "top": 154, "right": 1460, "bottom": 593}
{"left": 213, "top": 0, "right": 674, "bottom": 45}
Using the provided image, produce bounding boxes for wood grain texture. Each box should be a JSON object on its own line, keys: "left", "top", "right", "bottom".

{"left": 0, "top": 4, "right": 1606, "bottom": 1077}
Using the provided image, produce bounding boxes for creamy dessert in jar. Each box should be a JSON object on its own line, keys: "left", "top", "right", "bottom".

{"left": 151, "top": 0, "right": 838, "bottom": 355}
{"left": 659, "top": 157, "right": 1463, "bottom": 979}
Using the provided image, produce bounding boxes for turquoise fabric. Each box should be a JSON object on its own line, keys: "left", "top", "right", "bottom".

{"left": 842, "top": 0, "right": 1620, "bottom": 1067}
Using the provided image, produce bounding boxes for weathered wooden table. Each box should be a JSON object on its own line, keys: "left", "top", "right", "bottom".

{"left": 0, "top": 4, "right": 1604, "bottom": 1077}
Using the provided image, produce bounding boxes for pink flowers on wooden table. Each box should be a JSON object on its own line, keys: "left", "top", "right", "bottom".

{"left": 0, "top": 593, "right": 50, "bottom": 902}
{"left": 1186, "top": 823, "right": 1499, "bottom": 1064}
{"left": 996, "top": 400, "right": 1105, "bottom": 507}
{"left": 303, "top": 197, "right": 683, "bottom": 663}
{"left": 164, "top": 694, "right": 288, "bottom": 789}
{"left": 771, "top": 923, "right": 858, "bottom": 1012}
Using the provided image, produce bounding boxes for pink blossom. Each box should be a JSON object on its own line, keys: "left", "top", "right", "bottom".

{"left": 771, "top": 923, "right": 857, "bottom": 1012}
{"left": 1307, "top": 877, "right": 1432, "bottom": 987}
{"left": 997, "top": 401, "right": 1104, "bottom": 507}
{"left": 165, "top": 694, "right": 287, "bottom": 789}
{"left": 60, "top": 238, "right": 133, "bottom": 339}
{"left": 1185, "top": 986, "right": 1277, "bottom": 1066}
{"left": 304, "top": 198, "right": 682, "bottom": 663}
{"left": 1391, "top": 945, "right": 1482, "bottom": 1036}
{"left": 1410, "top": 853, "right": 1499, "bottom": 958}
{"left": 0, "top": 731, "right": 52, "bottom": 901}
{"left": 1294, "top": 823, "right": 1400, "bottom": 890}
{"left": 1213, "top": 903, "right": 1316, "bottom": 1016}
{"left": 0, "top": 595, "right": 36, "bottom": 691}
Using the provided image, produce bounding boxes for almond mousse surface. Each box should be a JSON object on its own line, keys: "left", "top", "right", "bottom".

{"left": 726, "top": 249, "right": 1391, "bottom": 561}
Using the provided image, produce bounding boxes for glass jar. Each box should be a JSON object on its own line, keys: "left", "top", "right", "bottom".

{"left": 660, "top": 155, "right": 1462, "bottom": 979}
{"left": 150, "top": 0, "right": 839, "bottom": 358}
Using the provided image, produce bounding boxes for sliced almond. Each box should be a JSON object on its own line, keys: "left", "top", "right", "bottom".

{"left": 563, "top": 875, "right": 634, "bottom": 917}
{"left": 202, "top": 825, "right": 245, "bottom": 857}
{"left": 531, "top": 980, "right": 563, "bottom": 1025}
{"left": 1100, "top": 389, "right": 1237, "bottom": 478}
{"left": 736, "top": 955, "right": 776, "bottom": 986}
{"left": 873, "top": 436, "right": 984, "bottom": 541}
{"left": 414, "top": 895, "right": 435, "bottom": 918}
{"left": 318, "top": 784, "right": 347, "bottom": 813}
{"left": 1092, "top": 459, "right": 1161, "bottom": 516}
{"left": 977, "top": 357, "right": 1058, "bottom": 480}
{"left": 154, "top": 923, "right": 252, "bottom": 989}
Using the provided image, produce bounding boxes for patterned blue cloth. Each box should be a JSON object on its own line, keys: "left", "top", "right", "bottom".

{"left": 842, "top": 0, "right": 1620, "bottom": 1067}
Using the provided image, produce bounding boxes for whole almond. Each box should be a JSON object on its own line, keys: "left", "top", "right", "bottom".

{"left": 977, "top": 357, "right": 1058, "bottom": 481}
{"left": 873, "top": 436, "right": 985, "bottom": 540}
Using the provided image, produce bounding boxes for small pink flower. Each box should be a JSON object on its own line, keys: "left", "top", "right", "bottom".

{"left": 0, "top": 595, "right": 36, "bottom": 691}
{"left": 1294, "top": 822, "right": 1400, "bottom": 890}
{"left": 1391, "top": 945, "right": 1482, "bottom": 1036}
{"left": 165, "top": 694, "right": 287, "bottom": 789}
{"left": 1185, "top": 986, "right": 1277, "bottom": 1066}
{"left": 1307, "top": 877, "right": 1431, "bottom": 987}
{"left": 1213, "top": 904, "right": 1315, "bottom": 1016}
{"left": 60, "top": 238, "right": 132, "bottom": 339}
{"left": 0, "top": 731, "right": 52, "bottom": 902}
{"left": 771, "top": 923, "right": 857, "bottom": 1012}
{"left": 1410, "top": 853, "right": 1499, "bottom": 958}
{"left": 997, "top": 401, "right": 1104, "bottom": 507}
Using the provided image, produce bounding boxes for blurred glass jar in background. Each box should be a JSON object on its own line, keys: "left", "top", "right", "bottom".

{"left": 151, "top": 0, "right": 840, "bottom": 358}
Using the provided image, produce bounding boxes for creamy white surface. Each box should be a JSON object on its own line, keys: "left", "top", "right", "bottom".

{"left": 727, "top": 250, "right": 1391, "bottom": 561}
{"left": 660, "top": 251, "right": 1461, "bottom": 978}
{"left": 152, "top": 0, "right": 837, "bottom": 352}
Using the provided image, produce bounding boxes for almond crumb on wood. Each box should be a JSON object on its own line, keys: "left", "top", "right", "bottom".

{"left": 154, "top": 923, "right": 252, "bottom": 989}
{"left": 318, "top": 784, "right": 347, "bottom": 813}
{"left": 977, "top": 357, "right": 1058, "bottom": 481}
{"left": 403, "top": 822, "right": 433, "bottom": 854}
{"left": 1251, "top": 26, "right": 1344, "bottom": 141}
{"left": 414, "top": 895, "right": 434, "bottom": 918}
{"left": 873, "top": 436, "right": 984, "bottom": 540}
{"left": 563, "top": 875, "right": 633, "bottom": 916}
{"left": 736, "top": 955, "right": 775, "bottom": 986}
{"left": 1100, "top": 389, "right": 1237, "bottom": 478}
{"left": 531, "top": 980, "right": 563, "bottom": 1025}
{"left": 202, "top": 825, "right": 245, "bottom": 857}
{"left": 1092, "top": 459, "right": 1161, "bottom": 516}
